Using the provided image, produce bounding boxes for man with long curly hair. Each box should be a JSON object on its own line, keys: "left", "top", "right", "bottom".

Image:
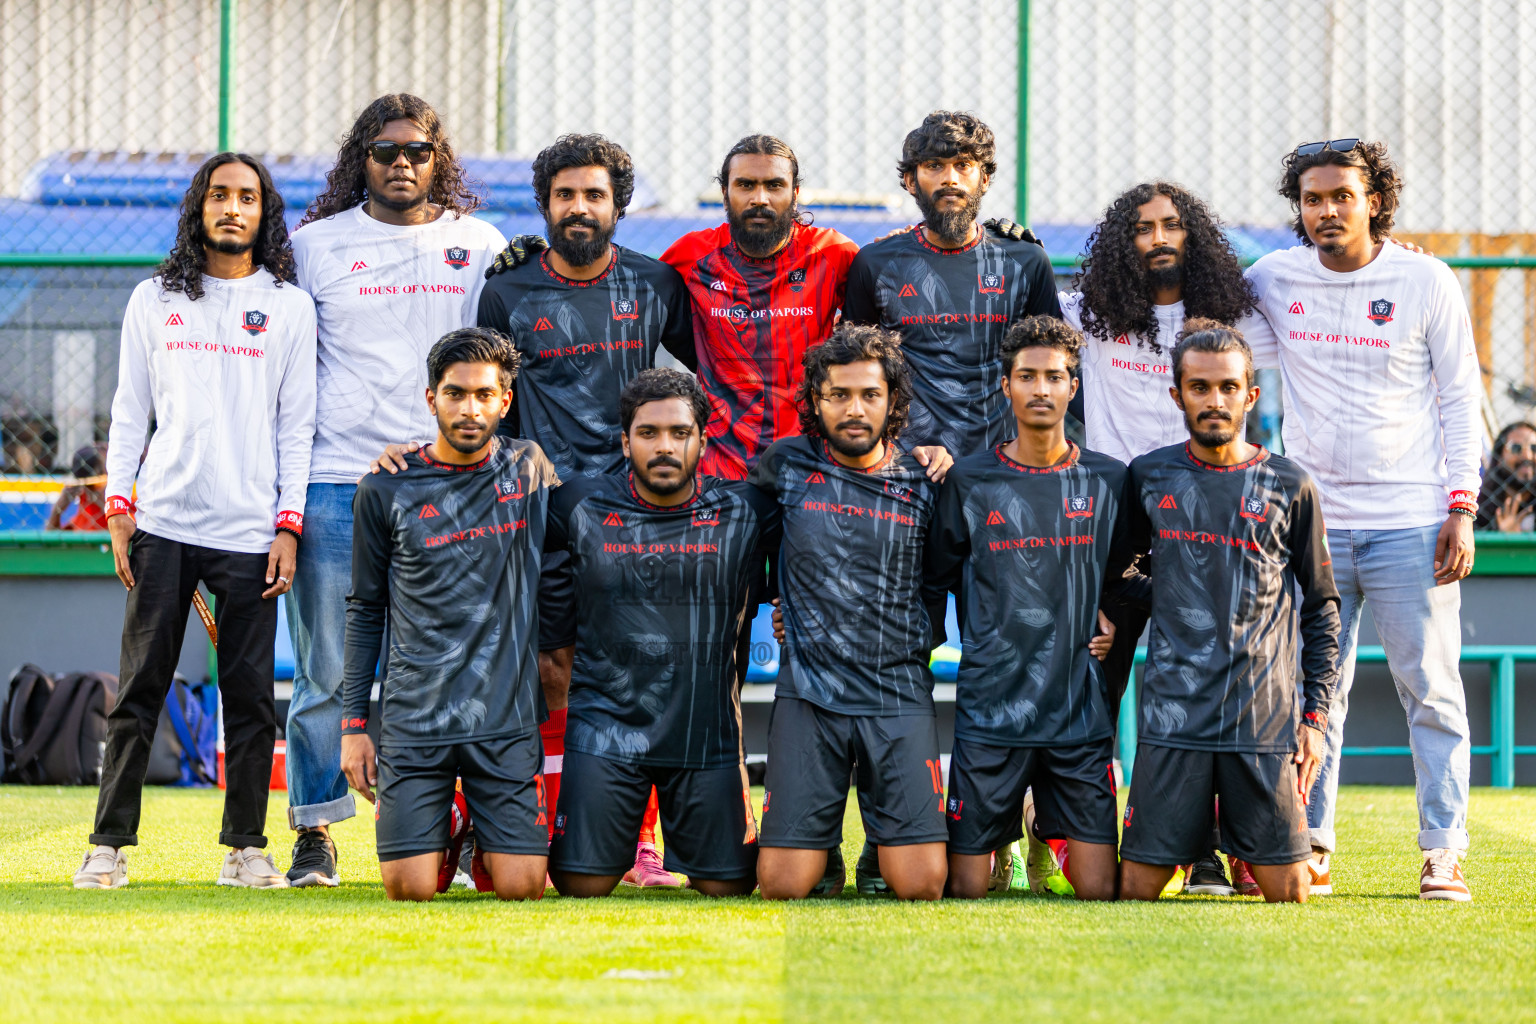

{"left": 1244, "top": 139, "right": 1480, "bottom": 901}
{"left": 750, "top": 324, "right": 950, "bottom": 902}
{"left": 282, "top": 94, "right": 507, "bottom": 889}
{"left": 1063, "top": 180, "right": 1260, "bottom": 897}
{"left": 75, "top": 154, "right": 316, "bottom": 891}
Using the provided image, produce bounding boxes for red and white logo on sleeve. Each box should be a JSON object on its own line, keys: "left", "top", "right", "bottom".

{"left": 275, "top": 510, "right": 304, "bottom": 535}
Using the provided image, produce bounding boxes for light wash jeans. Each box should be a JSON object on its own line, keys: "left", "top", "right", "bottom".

{"left": 1307, "top": 525, "right": 1471, "bottom": 853}
{"left": 283, "top": 482, "right": 358, "bottom": 829}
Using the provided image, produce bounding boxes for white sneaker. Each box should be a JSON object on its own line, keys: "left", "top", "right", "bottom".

{"left": 1419, "top": 848, "right": 1471, "bottom": 902}
{"left": 73, "top": 845, "right": 127, "bottom": 889}
{"left": 218, "top": 847, "right": 290, "bottom": 888}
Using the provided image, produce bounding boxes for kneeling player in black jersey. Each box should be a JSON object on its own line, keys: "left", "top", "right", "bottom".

{"left": 1117, "top": 321, "right": 1341, "bottom": 903}
{"left": 340, "top": 328, "right": 558, "bottom": 901}
{"left": 544, "top": 369, "right": 776, "bottom": 897}
{"left": 927, "top": 316, "right": 1140, "bottom": 901}
{"left": 752, "top": 324, "right": 950, "bottom": 901}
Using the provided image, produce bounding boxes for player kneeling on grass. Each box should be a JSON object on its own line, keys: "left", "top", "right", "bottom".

{"left": 927, "top": 316, "right": 1140, "bottom": 901}
{"left": 340, "top": 328, "right": 558, "bottom": 901}
{"left": 544, "top": 369, "right": 776, "bottom": 897}
{"left": 751, "top": 324, "right": 952, "bottom": 902}
{"left": 1117, "top": 322, "right": 1341, "bottom": 903}
{"left": 74, "top": 153, "right": 316, "bottom": 891}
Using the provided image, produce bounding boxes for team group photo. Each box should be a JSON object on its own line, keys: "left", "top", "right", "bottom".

{"left": 2, "top": 1, "right": 1533, "bottom": 1022}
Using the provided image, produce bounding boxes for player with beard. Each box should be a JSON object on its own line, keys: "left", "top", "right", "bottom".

{"left": 1243, "top": 139, "right": 1481, "bottom": 900}
{"left": 927, "top": 316, "right": 1137, "bottom": 901}
{"left": 660, "top": 135, "right": 860, "bottom": 481}
{"left": 340, "top": 328, "right": 556, "bottom": 902}
{"left": 1062, "top": 180, "right": 1259, "bottom": 896}
{"left": 477, "top": 135, "right": 696, "bottom": 885}
{"left": 1476, "top": 422, "right": 1536, "bottom": 532}
{"left": 284, "top": 94, "right": 507, "bottom": 888}
{"left": 842, "top": 111, "right": 1062, "bottom": 456}
{"left": 751, "top": 324, "right": 950, "bottom": 902}
{"left": 1118, "top": 322, "right": 1340, "bottom": 903}
{"left": 544, "top": 370, "right": 776, "bottom": 897}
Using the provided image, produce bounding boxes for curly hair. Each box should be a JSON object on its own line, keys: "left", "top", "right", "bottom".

{"left": 1171, "top": 317, "right": 1253, "bottom": 388}
{"left": 1075, "top": 181, "right": 1255, "bottom": 356}
{"left": 795, "top": 323, "right": 913, "bottom": 444}
{"left": 426, "top": 326, "right": 521, "bottom": 392}
{"left": 717, "top": 134, "right": 810, "bottom": 225}
{"left": 897, "top": 111, "right": 998, "bottom": 184}
{"left": 620, "top": 368, "right": 710, "bottom": 433}
{"left": 533, "top": 133, "right": 636, "bottom": 219}
{"left": 1002, "top": 315, "right": 1083, "bottom": 375}
{"left": 156, "top": 153, "right": 293, "bottom": 301}
{"left": 1279, "top": 139, "right": 1401, "bottom": 244}
{"left": 301, "top": 93, "right": 482, "bottom": 225}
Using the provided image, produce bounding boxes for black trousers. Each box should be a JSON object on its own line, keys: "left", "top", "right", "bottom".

{"left": 90, "top": 530, "right": 278, "bottom": 849}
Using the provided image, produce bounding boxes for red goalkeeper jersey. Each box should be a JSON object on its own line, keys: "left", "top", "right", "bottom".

{"left": 662, "top": 221, "right": 859, "bottom": 479}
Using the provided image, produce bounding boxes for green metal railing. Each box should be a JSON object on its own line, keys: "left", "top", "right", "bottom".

{"left": 1117, "top": 646, "right": 1536, "bottom": 788}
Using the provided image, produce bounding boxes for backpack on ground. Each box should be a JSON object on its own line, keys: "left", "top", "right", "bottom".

{"left": 1, "top": 664, "right": 118, "bottom": 785}
{"left": 145, "top": 676, "right": 219, "bottom": 787}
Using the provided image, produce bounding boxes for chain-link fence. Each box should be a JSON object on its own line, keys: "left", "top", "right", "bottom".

{"left": 2, "top": 0, "right": 1534, "bottom": 530}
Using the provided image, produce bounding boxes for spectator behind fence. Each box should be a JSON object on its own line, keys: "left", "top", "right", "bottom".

{"left": 44, "top": 442, "right": 110, "bottom": 531}
{"left": 1475, "top": 422, "right": 1536, "bottom": 533}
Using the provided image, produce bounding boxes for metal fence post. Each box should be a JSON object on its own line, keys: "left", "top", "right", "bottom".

{"left": 1494, "top": 654, "right": 1515, "bottom": 788}
{"left": 218, "top": 0, "right": 237, "bottom": 152}
{"left": 1118, "top": 662, "right": 1137, "bottom": 783}
{"left": 1016, "top": 0, "right": 1029, "bottom": 226}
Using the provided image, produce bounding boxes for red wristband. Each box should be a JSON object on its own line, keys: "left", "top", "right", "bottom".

{"left": 275, "top": 510, "right": 304, "bottom": 536}
{"left": 105, "top": 495, "right": 135, "bottom": 519}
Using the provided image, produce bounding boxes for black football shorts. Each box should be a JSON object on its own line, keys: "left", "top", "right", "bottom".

{"left": 945, "top": 735, "right": 1118, "bottom": 854}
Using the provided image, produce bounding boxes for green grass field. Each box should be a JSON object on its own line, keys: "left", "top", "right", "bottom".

{"left": 2, "top": 784, "right": 1534, "bottom": 1023}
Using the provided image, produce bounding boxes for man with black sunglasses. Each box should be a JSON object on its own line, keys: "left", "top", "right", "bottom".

{"left": 1243, "top": 138, "right": 1481, "bottom": 901}
{"left": 280, "top": 94, "right": 507, "bottom": 890}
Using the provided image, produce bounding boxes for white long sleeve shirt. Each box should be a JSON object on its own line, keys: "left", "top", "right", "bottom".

{"left": 106, "top": 271, "right": 318, "bottom": 553}
{"left": 1244, "top": 242, "right": 1482, "bottom": 530}
{"left": 1060, "top": 291, "right": 1189, "bottom": 465}
{"left": 291, "top": 206, "right": 506, "bottom": 483}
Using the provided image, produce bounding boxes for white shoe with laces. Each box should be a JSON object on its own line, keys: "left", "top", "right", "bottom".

{"left": 73, "top": 845, "right": 127, "bottom": 889}
{"left": 1419, "top": 848, "right": 1471, "bottom": 902}
{"left": 219, "top": 847, "right": 290, "bottom": 888}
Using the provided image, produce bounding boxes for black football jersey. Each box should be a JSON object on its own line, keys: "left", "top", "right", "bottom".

{"left": 478, "top": 245, "right": 696, "bottom": 480}
{"left": 1127, "top": 443, "right": 1341, "bottom": 753}
{"left": 749, "top": 435, "right": 944, "bottom": 716}
{"left": 927, "top": 443, "right": 1142, "bottom": 747}
{"left": 342, "top": 439, "right": 558, "bottom": 745}
{"left": 842, "top": 226, "right": 1062, "bottom": 455}
{"left": 546, "top": 473, "right": 778, "bottom": 769}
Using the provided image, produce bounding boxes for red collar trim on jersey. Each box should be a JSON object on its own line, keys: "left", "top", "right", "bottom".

{"left": 628, "top": 472, "right": 703, "bottom": 510}
{"left": 539, "top": 245, "right": 619, "bottom": 287}
{"left": 820, "top": 438, "right": 898, "bottom": 474}
{"left": 419, "top": 437, "right": 499, "bottom": 472}
{"left": 912, "top": 223, "right": 983, "bottom": 255}
{"left": 994, "top": 440, "right": 1080, "bottom": 474}
{"left": 1183, "top": 441, "right": 1268, "bottom": 473}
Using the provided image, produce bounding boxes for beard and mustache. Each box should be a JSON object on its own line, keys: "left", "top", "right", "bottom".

{"left": 547, "top": 212, "right": 617, "bottom": 267}
{"left": 1142, "top": 245, "right": 1184, "bottom": 292}
{"left": 633, "top": 452, "right": 697, "bottom": 497}
{"left": 1186, "top": 407, "right": 1242, "bottom": 448}
{"left": 915, "top": 182, "right": 985, "bottom": 246}
{"left": 726, "top": 201, "right": 797, "bottom": 255}
{"left": 822, "top": 412, "right": 888, "bottom": 459}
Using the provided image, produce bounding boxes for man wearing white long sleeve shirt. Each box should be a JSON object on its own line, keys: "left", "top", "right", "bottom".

{"left": 74, "top": 154, "right": 316, "bottom": 891}
{"left": 1244, "top": 138, "right": 1479, "bottom": 902}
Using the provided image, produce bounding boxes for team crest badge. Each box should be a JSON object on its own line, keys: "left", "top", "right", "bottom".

{"left": 443, "top": 247, "right": 470, "bottom": 268}
{"left": 612, "top": 298, "right": 639, "bottom": 321}
{"left": 1240, "top": 496, "right": 1267, "bottom": 521}
{"left": 978, "top": 272, "right": 1005, "bottom": 294}
{"left": 1064, "top": 495, "right": 1094, "bottom": 519}
{"left": 691, "top": 507, "right": 720, "bottom": 528}
{"left": 496, "top": 479, "right": 524, "bottom": 503}
{"left": 787, "top": 268, "right": 806, "bottom": 292}
{"left": 884, "top": 480, "right": 913, "bottom": 503}
{"left": 240, "top": 310, "right": 268, "bottom": 335}
{"left": 1366, "top": 298, "right": 1395, "bottom": 324}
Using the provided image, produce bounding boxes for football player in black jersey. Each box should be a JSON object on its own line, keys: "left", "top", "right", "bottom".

{"left": 1118, "top": 322, "right": 1340, "bottom": 903}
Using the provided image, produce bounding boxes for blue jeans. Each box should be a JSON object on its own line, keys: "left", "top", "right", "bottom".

{"left": 283, "top": 483, "right": 358, "bottom": 829}
{"left": 1307, "top": 525, "right": 1471, "bottom": 853}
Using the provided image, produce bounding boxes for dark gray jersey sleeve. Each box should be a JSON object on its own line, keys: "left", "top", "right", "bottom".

{"left": 341, "top": 479, "right": 392, "bottom": 733}
{"left": 839, "top": 253, "right": 880, "bottom": 325}
{"left": 658, "top": 265, "right": 699, "bottom": 371}
{"left": 1289, "top": 473, "right": 1342, "bottom": 732}
{"left": 1103, "top": 467, "right": 1152, "bottom": 611}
